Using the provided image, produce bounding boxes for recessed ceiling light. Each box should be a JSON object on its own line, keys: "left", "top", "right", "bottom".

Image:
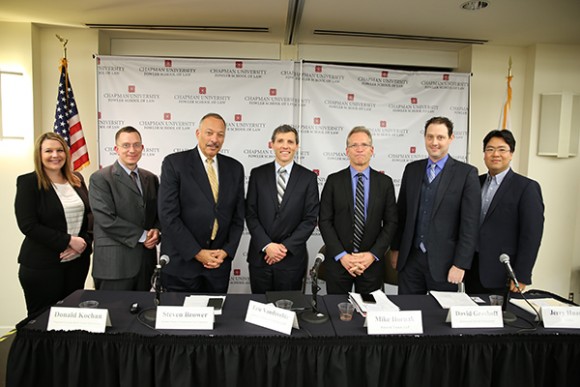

{"left": 461, "top": 0, "right": 489, "bottom": 11}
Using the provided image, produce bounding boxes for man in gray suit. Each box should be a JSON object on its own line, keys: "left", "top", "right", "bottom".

{"left": 90, "top": 126, "right": 161, "bottom": 291}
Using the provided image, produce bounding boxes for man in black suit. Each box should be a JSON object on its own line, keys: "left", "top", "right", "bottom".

{"left": 90, "top": 126, "right": 160, "bottom": 291}
{"left": 319, "top": 126, "right": 398, "bottom": 294}
{"left": 158, "top": 113, "right": 245, "bottom": 293}
{"left": 245, "top": 125, "right": 319, "bottom": 293}
{"left": 391, "top": 116, "right": 480, "bottom": 294}
{"left": 465, "top": 129, "right": 544, "bottom": 294}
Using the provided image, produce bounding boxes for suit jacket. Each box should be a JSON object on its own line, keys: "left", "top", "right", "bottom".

{"left": 392, "top": 156, "right": 480, "bottom": 282}
{"left": 478, "top": 169, "right": 544, "bottom": 288}
{"left": 158, "top": 147, "right": 245, "bottom": 279}
{"left": 15, "top": 172, "right": 93, "bottom": 269}
{"left": 89, "top": 161, "right": 160, "bottom": 280}
{"left": 319, "top": 167, "right": 398, "bottom": 263}
{"left": 245, "top": 162, "right": 319, "bottom": 270}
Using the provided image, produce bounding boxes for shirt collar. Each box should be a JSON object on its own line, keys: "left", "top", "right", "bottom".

{"left": 427, "top": 154, "right": 449, "bottom": 171}
{"left": 488, "top": 167, "right": 510, "bottom": 185}
{"left": 350, "top": 166, "right": 370, "bottom": 179}
{"left": 275, "top": 161, "right": 294, "bottom": 175}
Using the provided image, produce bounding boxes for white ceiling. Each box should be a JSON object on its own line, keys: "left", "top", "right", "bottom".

{"left": 1, "top": 0, "right": 579, "bottom": 51}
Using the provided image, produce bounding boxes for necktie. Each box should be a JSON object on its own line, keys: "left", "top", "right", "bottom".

{"left": 480, "top": 175, "right": 494, "bottom": 223}
{"left": 206, "top": 158, "right": 219, "bottom": 240}
{"left": 277, "top": 168, "right": 287, "bottom": 205}
{"left": 353, "top": 173, "right": 365, "bottom": 251}
{"left": 130, "top": 171, "right": 142, "bottom": 195}
{"left": 427, "top": 163, "right": 437, "bottom": 183}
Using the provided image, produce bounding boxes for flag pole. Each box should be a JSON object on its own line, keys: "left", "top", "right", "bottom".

{"left": 501, "top": 57, "right": 513, "bottom": 130}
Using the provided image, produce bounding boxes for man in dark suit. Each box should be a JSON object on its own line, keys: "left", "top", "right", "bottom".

{"left": 319, "top": 126, "right": 398, "bottom": 294}
{"left": 465, "top": 129, "right": 544, "bottom": 294}
{"left": 158, "top": 113, "right": 245, "bottom": 293}
{"left": 90, "top": 126, "right": 160, "bottom": 291}
{"left": 245, "top": 125, "right": 319, "bottom": 293}
{"left": 391, "top": 116, "right": 480, "bottom": 294}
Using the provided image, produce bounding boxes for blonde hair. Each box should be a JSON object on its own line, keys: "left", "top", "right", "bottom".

{"left": 34, "top": 132, "right": 81, "bottom": 190}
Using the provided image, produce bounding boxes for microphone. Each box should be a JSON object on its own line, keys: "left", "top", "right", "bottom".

{"left": 311, "top": 253, "right": 325, "bottom": 273}
{"left": 499, "top": 253, "right": 520, "bottom": 290}
{"left": 159, "top": 254, "right": 170, "bottom": 268}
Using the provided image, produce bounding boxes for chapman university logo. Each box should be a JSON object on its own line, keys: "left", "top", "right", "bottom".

{"left": 227, "top": 114, "right": 268, "bottom": 132}
{"left": 357, "top": 70, "right": 409, "bottom": 88}
{"left": 98, "top": 119, "right": 126, "bottom": 130}
{"left": 368, "top": 121, "right": 410, "bottom": 138}
{"left": 138, "top": 115, "right": 196, "bottom": 131}
{"left": 324, "top": 94, "right": 377, "bottom": 112}
{"left": 137, "top": 60, "right": 196, "bottom": 77}
{"left": 244, "top": 89, "right": 309, "bottom": 107}
{"left": 420, "top": 74, "right": 469, "bottom": 90}
{"left": 103, "top": 85, "right": 160, "bottom": 103}
{"left": 388, "top": 98, "right": 439, "bottom": 114}
{"left": 174, "top": 87, "right": 231, "bottom": 105}
{"left": 210, "top": 61, "right": 267, "bottom": 79}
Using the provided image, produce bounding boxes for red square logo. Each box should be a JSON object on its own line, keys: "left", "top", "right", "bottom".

{"left": 163, "top": 113, "right": 171, "bottom": 120}
{"left": 199, "top": 87, "right": 207, "bottom": 94}
{"left": 269, "top": 88, "right": 277, "bottom": 96}
{"left": 380, "top": 120, "right": 387, "bottom": 128}
{"left": 411, "top": 97, "right": 418, "bottom": 104}
{"left": 379, "top": 170, "right": 385, "bottom": 174}
{"left": 128, "top": 85, "right": 136, "bottom": 93}
{"left": 165, "top": 60, "right": 172, "bottom": 68}
{"left": 235, "top": 114, "right": 242, "bottom": 122}
{"left": 97, "top": 58, "right": 101, "bottom": 65}
{"left": 443, "top": 74, "right": 449, "bottom": 81}
{"left": 314, "top": 117, "right": 321, "bottom": 125}
{"left": 233, "top": 269, "right": 241, "bottom": 276}
{"left": 410, "top": 146, "right": 416, "bottom": 153}
{"left": 235, "top": 61, "right": 243, "bottom": 69}
{"left": 312, "top": 169, "right": 320, "bottom": 176}
{"left": 315, "top": 65, "right": 322, "bottom": 73}
{"left": 347, "top": 94, "right": 355, "bottom": 101}
{"left": 98, "top": 112, "right": 102, "bottom": 119}
{"left": 381, "top": 71, "right": 389, "bottom": 78}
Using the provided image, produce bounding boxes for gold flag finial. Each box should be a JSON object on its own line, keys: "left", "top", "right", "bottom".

{"left": 55, "top": 34, "right": 69, "bottom": 59}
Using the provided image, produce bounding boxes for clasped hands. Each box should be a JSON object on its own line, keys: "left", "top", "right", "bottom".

{"left": 60, "top": 235, "right": 86, "bottom": 261}
{"left": 264, "top": 243, "right": 287, "bottom": 265}
{"left": 196, "top": 249, "right": 228, "bottom": 269}
{"left": 341, "top": 252, "right": 374, "bottom": 277}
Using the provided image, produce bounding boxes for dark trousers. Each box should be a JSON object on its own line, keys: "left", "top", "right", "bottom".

{"left": 19, "top": 257, "right": 89, "bottom": 317}
{"left": 249, "top": 263, "right": 306, "bottom": 294}
{"left": 324, "top": 257, "right": 384, "bottom": 295}
{"left": 398, "top": 248, "right": 457, "bottom": 295}
{"left": 464, "top": 253, "right": 505, "bottom": 295}
{"left": 161, "top": 260, "right": 231, "bottom": 294}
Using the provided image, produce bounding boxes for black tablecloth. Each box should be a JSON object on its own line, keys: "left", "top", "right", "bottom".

{"left": 7, "top": 290, "right": 580, "bottom": 387}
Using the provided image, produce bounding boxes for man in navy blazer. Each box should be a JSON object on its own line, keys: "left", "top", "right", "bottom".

{"left": 465, "top": 129, "right": 544, "bottom": 293}
{"left": 90, "top": 126, "right": 160, "bottom": 291}
{"left": 319, "top": 126, "right": 398, "bottom": 294}
{"left": 391, "top": 116, "right": 480, "bottom": 294}
{"left": 158, "top": 113, "right": 245, "bottom": 293}
{"left": 246, "top": 125, "right": 319, "bottom": 293}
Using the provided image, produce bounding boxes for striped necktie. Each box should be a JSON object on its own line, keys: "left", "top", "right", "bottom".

{"left": 427, "top": 163, "right": 437, "bottom": 183}
{"left": 353, "top": 173, "right": 365, "bottom": 251}
{"left": 277, "top": 168, "right": 287, "bottom": 205}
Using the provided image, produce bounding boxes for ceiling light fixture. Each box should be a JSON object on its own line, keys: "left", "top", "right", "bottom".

{"left": 461, "top": 0, "right": 489, "bottom": 11}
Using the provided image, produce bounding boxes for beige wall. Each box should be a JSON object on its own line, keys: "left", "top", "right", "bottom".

{"left": 1, "top": 22, "right": 579, "bottom": 332}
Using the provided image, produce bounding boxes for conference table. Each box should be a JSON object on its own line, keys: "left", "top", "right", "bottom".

{"left": 7, "top": 290, "right": 580, "bottom": 387}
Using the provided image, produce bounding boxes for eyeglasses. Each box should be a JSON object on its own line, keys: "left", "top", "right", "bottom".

{"left": 347, "top": 143, "right": 372, "bottom": 149}
{"left": 117, "top": 142, "right": 143, "bottom": 150}
{"left": 484, "top": 147, "right": 511, "bottom": 154}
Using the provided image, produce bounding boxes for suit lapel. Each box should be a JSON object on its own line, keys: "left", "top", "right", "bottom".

{"left": 113, "top": 161, "right": 141, "bottom": 197}
{"left": 432, "top": 156, "right": 455, "bottom": 215}
{"left": 266, "top": 162, "right": 279, "bottom": 208}
{"left": 483, "top": 169, "right": 514, "bottom": 223}
{"left": 367, "top": 168, "right": 379, "bottom": 221}
{"left": 279, "top": 163, "right": 300, "bottom": 210}
{"left": 341, "top": 168, "right": 355, "bottom": 220}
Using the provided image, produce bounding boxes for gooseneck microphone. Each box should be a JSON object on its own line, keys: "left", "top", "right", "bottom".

{"left": 499, "top": 253, "right": 520, "bottom": 290}
{"left": 301, "top": 252, "right": 329, "bottom": 324}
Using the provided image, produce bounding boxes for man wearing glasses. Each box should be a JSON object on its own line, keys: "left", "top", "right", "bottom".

{"left": 319, "top": 126, "right": 398, "bottom": 294}
{"left": 465, "top": 129, "right": 544, "bottom": 294}
{"left": 90, "top": 126, "right": 161, "bottom": 291}
{"left": 391, "top": 116, "right": 480, "bottom": 294}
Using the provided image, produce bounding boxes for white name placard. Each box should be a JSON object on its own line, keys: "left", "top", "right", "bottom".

{"left": 542, "top": 306, "right": 580, "bottom": 329}
{"left": 449, "top": 306, "right": 503, "bottom": 328}
{"left": 366, "top": 310, "right": 423, "bottom": 335}
{"left": 245, "top": 300, "right": 297, "bottom": 335}
{"left": 47, "top": 307, "right": 110, "bottom": 333}
{"left": 155, "top": 306, "right": 214, "bottom": 330}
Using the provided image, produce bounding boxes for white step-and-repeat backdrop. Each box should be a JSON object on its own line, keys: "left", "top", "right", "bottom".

{"left": 96, "top": 56, "right": 470, "bottom": 293}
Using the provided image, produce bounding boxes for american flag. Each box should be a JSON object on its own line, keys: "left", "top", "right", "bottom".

{"left": 53, "top": 59, "right": 90, "bottom": 171}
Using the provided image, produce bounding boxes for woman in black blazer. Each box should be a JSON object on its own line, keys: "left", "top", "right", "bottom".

{"left": 15, "top": 132, "right": 93, "bottom": 317}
